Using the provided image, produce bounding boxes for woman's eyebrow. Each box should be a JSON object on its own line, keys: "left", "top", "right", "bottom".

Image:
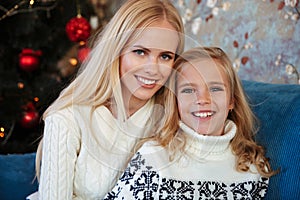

{"left": 133, "top": 45, "right": 175, "bottom": 55}
{"left": 132, "top": 45, "right": 150, "bottom": 52}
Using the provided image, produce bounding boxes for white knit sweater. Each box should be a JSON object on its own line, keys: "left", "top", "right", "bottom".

{"left": 104, "top": 120, "right": 269, "bottom": 199}
{"left": 35, "top": 100, "right": 154, "bottom": 200}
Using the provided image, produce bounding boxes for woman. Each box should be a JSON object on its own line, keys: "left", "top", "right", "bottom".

{"left": 33, "top": 0, "right": 185, "bottom": 199}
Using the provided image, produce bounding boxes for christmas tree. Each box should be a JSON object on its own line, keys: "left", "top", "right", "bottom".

{"left": 0, "top": 0, "right": 114, "bottom": 154}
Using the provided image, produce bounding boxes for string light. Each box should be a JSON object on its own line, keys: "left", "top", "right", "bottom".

{"left": 18, "top": 82, "right": 25, "bottom": 89}
{"left": 34, "top": 97, "right": 39, "bottom": 102}
{"left": 0, "top": 0, "right": 57, "bottom": 21}
{"left": 0, "top": 127, "right": 5, "bottom": 138}
{"left": 0, "top": 0, "right": 27, "bottom": 21}
{"left": 69, "top": 58, "right": 78, "bottom": 66}
{"left": 29, "top": 0, "right": 35, "bottom": 8}
{"left": 1, "top": 121, "right": 16, "bottom": 144}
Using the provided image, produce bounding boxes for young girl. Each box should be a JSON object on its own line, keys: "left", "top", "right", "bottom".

{"left": 30, "top": 0, "right": 185, "bottom": 199}
{"left": 104, "top": 47, "right": 277, "bottom": 199}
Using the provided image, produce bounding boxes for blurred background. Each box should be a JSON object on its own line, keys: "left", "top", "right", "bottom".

{"left": 0, "top": 0, "right": 299, "bottom": 154}
{"left": 0, "top": 0, "right": 117, "bottom": 154}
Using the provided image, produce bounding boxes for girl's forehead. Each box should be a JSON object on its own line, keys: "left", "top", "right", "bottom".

{"left": 180, "top": 58, "right": 220, "bottom": 73}
{"left": 178, "top": 59, "right": 228, "bottom": 83}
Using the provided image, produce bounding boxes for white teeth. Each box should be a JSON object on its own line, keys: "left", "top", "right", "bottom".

{"left": 193, "top": 112, "right": 213, "bottom": 118}
{"left": 137, "top": 76, "right": 156, "bottom": 85}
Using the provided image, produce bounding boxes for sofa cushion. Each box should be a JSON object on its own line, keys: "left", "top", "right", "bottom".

{"left": 242, "top": 80, "right": 300, "bottom": 200}
{"left": 0, "top": 153, "right": 38, "bottom": 200}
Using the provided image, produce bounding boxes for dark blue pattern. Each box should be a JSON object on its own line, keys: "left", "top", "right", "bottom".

{"left": 231, "top": 177, "right": 269, "bottom": 199}
{"left": 130, "top": 170, "right": 159, "bottom": 199}
{"left": 198, "top": 181, "right": 227, "bottom": 199}
{"left": 160, "top": 178, "right": 195, "bottom": 199}
{"left": 104, "top": 151, "right": 269, "bottom": 199}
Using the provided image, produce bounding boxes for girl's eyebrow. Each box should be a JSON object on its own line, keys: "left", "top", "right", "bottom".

{"left": 177, "top": 81, "right": 226, "bottom": 88}
{"left": 132, "top": 45, "right": 175, "bottom": 55}
{"left": 177, "top": 82, "right": 197, "bottom": 89}
{"left": 209, "top": 81, "right": 227, "bottom": 86}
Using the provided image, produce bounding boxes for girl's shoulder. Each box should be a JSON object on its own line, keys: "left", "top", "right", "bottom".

{"left": 138, "top": 140, "right": 164, "bottom": 154}
{"left": 132, "top": 141, "right": 174, "bottom": 170}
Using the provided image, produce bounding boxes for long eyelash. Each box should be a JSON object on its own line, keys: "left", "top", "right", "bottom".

{"left": 165, "top": 55, "right": 173, "bottom": 59}
{"left": 133, "top": 49, "right": 143, "bottom": 53}
{"left": 210, "top": 87, "right": 224, "bottom": 92}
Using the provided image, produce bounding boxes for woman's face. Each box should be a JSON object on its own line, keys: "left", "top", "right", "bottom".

{"left": 120, "top": 20, "right": 179, "bottom": 108}
{"left": 176, "top": 58, "right": 234, "bottom": 136}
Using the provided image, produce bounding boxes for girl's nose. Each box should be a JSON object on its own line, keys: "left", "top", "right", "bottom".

{"left": 195, "top": 88, "right": 211, "bottom": 105}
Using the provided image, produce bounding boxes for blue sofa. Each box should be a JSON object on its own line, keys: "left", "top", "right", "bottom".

{"left": 0, "top": 153, "right": 38, "bottom": 200}
{"left": 242, "top": 80, "right": 300, "bottom": 199}
{"left": 0, "top": 80, "right": 299, "bottom": 200}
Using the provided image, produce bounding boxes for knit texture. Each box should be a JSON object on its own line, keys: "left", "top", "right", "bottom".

{"left": 104, "top": 120, "right": 269, "bottom": 199}
{"left": 38, "top": 100, "right": 154, "bottom": 200}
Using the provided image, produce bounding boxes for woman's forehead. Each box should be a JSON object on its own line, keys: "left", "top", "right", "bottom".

{"left": 128, "top": 25, "right": 179, "bottom": 52}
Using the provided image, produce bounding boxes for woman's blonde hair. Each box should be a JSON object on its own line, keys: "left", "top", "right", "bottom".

{"left": 36, "top": 0, "right": 185, "bottom": 179}
{"left": 43, "top": 0, "right": 184, "bottom": 118}
{"left": 155, "top": 46, "right": 277, "bottom": 177}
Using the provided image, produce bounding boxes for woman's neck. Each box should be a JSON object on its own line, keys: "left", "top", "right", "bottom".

{"left": 106, "top": 96, "right": 149, "bottom": 118}
{"left": 121, "top": 85, "right": 150, "bottom": 117}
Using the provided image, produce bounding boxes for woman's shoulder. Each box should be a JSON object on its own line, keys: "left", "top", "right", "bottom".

{"left": 45, "top": 104, "right": 106, "bottom": 120}
{"left": 44, "top": 105, "right": 98, "bottom": 129}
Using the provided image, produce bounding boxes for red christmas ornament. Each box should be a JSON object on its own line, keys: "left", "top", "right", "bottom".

{"left": 20, "top": 102, "right": 39, "bottom": 129}
{"left": 78, "top": 45, "right": 91, "bottom": 63}
{"left": 20, "top": 111, "right": 39, "bottom": 129}
{"left": 65, "top": 16, "right": 91, "bottom": 42}
{"left": 19, "top": 48, "right": 42, "bottom": 72}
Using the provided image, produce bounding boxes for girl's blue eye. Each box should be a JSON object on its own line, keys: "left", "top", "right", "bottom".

{"left": 181, "top": 88, "right": 195, "bottom": 94}
{"left": 210, "top": 87, "right": 224, "bottom": 92}
{"left": 133, "top": 49, "right": 145, "bottom": 55}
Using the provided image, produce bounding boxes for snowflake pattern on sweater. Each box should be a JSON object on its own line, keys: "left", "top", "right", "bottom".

{"left": 104, "top": 152, "right": 269, "bottom": 200}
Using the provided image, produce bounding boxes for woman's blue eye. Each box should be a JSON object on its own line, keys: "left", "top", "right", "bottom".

{"left": 133, "top": 49, "right": 145, "bottom": 55}
{"left": 161, "top": 54, "right": 172, "bottom": 61}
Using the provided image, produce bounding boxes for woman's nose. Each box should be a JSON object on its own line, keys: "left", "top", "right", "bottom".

{"left": 144, "top": 56, "right": 159, "bottom": 74}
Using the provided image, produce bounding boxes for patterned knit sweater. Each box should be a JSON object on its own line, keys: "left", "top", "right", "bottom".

{"left": 104, "top": 120, "right": 269, "bottom": 199}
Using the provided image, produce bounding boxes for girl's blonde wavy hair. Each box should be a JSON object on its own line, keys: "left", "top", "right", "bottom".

{"left": 35, "top": 0, "right": 185, "bottom": 180}
{"left": 154, "top": 46, "right": 277, "bottom": 177}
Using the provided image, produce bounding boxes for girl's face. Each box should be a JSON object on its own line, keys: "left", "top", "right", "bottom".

{"left": 120, "top": 20, "right": 179, "bottom": 108}
{"left": 176, "top": 58, "right": 234, "bottom": 136}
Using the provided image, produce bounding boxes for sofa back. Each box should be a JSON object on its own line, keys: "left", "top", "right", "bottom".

{"left": 242, "top": 80, "right": 300, "bottom": 199}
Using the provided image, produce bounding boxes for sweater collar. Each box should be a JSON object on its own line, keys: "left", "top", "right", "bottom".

{"left": 98, "top": 98, "right": 154, "bottom": 138}
{"left": 179, "top": 120, "right": 236, "bottom": 160}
